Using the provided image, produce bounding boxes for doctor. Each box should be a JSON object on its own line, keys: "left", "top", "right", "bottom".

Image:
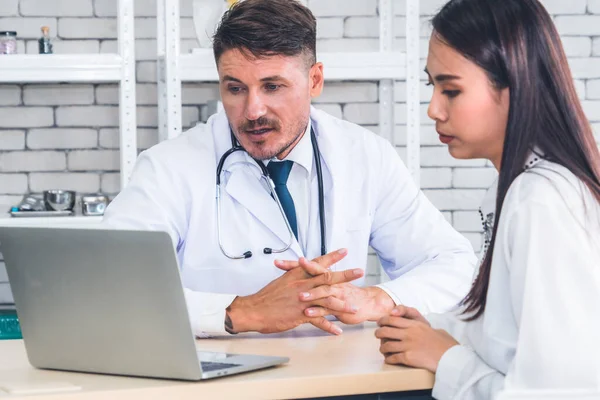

{"left": 103, "top": 0, "right": 476, "bottom": 337}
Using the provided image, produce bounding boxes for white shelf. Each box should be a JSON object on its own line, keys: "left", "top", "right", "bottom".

{"left": 178, "top": 50, "right": 406, "bottom": 82}
{"left": 0, "top": 54, "right": 124, "bottom": 83}
{"left": 0, "top": 215, "right": 102, "bottom": 227}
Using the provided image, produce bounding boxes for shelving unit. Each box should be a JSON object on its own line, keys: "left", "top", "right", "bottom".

{"left": 156, "top": 0, "right": 420, "bottom": 184}
{"left": 177, "top": 50, "right": 406, "bottom": 82}
{"left": 0, "top": 215, "right": 103, "bottom": 227}
{"left": 0, "top": 0, "right": 137, "bottom": 227}
{"left": 0, "top": 54, "right": 124, "bottom": 83}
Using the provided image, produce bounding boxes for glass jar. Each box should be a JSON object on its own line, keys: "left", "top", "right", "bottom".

{"left": 0, "top": 31, "right": 17, "bottom": 55}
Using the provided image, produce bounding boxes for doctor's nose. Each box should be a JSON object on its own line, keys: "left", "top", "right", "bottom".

{"left": 244, "top": 92, "right": 268, "bottom": 121}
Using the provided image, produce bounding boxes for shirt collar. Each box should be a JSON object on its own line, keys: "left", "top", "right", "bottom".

{"left": 523, "top": 147, "right": 544, "bottom": 171}
{"left": 266, "top": 122, "right": 313, "bottom": 175}
{"left": 481, "top": 147, "right": 545, "bottom": 217}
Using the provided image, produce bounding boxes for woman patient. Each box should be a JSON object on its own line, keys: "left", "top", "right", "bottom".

{"left": 375, "top": 0, "right": 600, "bottom": 398}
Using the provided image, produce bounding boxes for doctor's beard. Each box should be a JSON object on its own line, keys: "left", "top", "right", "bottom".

{"left": 235, "top": 116, "right": 308, "bottom": 161}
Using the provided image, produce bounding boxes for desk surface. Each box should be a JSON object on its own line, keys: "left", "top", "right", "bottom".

{"left": 0, "top": 323, "right": 434, "bottom": 399}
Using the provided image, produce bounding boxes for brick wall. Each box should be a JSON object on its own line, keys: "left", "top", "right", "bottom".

{"left": 1, "top": 0, "right": 599, "bottom": 300}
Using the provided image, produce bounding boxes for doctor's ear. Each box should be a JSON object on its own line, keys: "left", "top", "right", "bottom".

{"left": 309, "top": 62, "right": 324, "bottom": 98}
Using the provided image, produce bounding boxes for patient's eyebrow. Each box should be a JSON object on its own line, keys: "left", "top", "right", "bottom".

{"left": 424, "top": 67, "right": 461, "bottom": 82}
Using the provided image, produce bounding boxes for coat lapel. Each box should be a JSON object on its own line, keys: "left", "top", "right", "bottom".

{"left": 309, "top": 108, "right": 350, "bottom": 259}
{"left": 221, "top": 154, "right": 303, "bottom": 258}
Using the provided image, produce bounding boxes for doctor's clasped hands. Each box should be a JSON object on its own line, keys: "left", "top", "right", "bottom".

{"left": 275, "top": 254, "right": 396, "bottom": 325}
{"left": 225, "top": 249, "right": 368, "bottom": 335}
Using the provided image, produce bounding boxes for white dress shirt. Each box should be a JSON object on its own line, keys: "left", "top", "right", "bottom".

{"left": 265, "top": 122, "right": 313, "bottom": 255}
{"left": 428, "top": 155, "right": 600, "bottom": 399}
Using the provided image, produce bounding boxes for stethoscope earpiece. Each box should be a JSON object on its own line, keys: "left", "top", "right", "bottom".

{"left": 263, "top": 248, "right": 273, "bottom": 255}
{"left": 243, "top": 251, "right": 252, "bottom": 259}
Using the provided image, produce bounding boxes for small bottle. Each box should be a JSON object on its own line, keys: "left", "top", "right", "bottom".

{"left": 0, "top": 31, "right": 17, "bottom": 55}
{"left": 38, "top": 26, "right": 53, "bottom": 54}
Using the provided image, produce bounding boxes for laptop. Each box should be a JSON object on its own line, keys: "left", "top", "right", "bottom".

{"left": 0, "top": 226, "right": 289, "bottom": 381}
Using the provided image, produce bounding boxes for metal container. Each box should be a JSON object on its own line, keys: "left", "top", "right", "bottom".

{"left": 81, "top": 194, "right": 109, "bottom": 216}
{"left": 17, "top": 194, "right": 46, "bottom": 211}
{"left": 43, "top": 190, "right": 76, "bottom": 212}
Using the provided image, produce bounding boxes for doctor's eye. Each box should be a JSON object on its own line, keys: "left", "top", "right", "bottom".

{"left": 265, "top": 83, "right": 281, "bottom": 92}
{"left": 228, "top": 86, "right": 244, "bottom": 94}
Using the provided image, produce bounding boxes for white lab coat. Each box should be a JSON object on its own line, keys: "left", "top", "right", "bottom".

{"left": 103, "top": 107, "right": 476, "bottom": 336}
{"left": 428, "top": 156, "right": 600, "bottom": 399}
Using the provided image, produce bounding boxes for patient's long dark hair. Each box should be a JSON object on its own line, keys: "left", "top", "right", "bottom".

{"left": 432, "top": 0, "right": 600, "bottom": 320}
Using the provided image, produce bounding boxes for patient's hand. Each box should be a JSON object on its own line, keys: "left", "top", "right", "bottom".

{"left": 375, "top": 306, "right": 458, "bottom": 373}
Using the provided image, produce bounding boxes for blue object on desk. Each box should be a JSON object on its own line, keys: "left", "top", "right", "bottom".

{"left": 0, "top": 309, "right": 23, "bottom": 340}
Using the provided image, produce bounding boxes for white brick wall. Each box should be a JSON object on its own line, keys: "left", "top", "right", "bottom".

{"left": 421, "top": 168, "right": 452, "bottom": 189}
{"left": 316, "top": 18, "right": 344, "bottom": 39}
{"left": 555, "top": 16, "right": 600, "bottom": 35}
{"left": 58, "top": 18, "right": 118, "bottom": 39}
{"left": 0, "top": 151, "right": 66, "bottom": 172}
{"left": 27, "top": 128, "right": 98, "bottom": 149}
{"left": 0, "top": 17, "right": 57, "bottom": 38}
{"left": 561, "top": 36, "right": 592, "bottom": 57}
{"left": 20, "top": 0, "right": 93, "bottom": 17}
{"left": 56, "top": 106, "right": 119, "bottom": 127}
{"left": 0, "top": 131, "right": 25, "bottom": 150}
{"left": 423, "top": 189, "right": 487, "bottom": 211}
{"left": 591, "top": 0, "right": 600, "bottom": 13}
{"left": 29, "top": 172, "right": 100, "bottom": 192}
{"left": 101, "top": 172, "right": 120, "bottom": 193}
{"left": 0, "top": 0, "right": 19, "bottom": 17}
{"left": 1, "top": 0, "right": 599, "bottom": 299}
{"left": 308, "top": 0, "right": 377, "bottom": 17}
{"left": 67, "top": 150, "right": 120, "bottom": 171}
{"left": 570, "top": 58, "right": 600, "bottom": 78}
{"left": 0, "top": 107, "right": 53, "bottom": 128}
{"left": 0, "top": 174, "right": 28, "bottom": 194}
{"left": 98, "top": 128, "right": 158, "bottom": 150}
{"left": 0, "top": 86, "right": 21, "bottom": 106}
{"left": 453, "top": 211, "right": 483, "bottom": 232}
{"left": 23, "top": 85, "right": 95, "bottom": 105}
{"left": 393, "top": 0, "right": 447, "bottom": 16}
{"left": 316, "top": 82, "right": 378, "bottom": 103}
{"left": 543, "top": 0, "right": 587, "bottom": 14}
{"left": 453, "top": 168, "right": 498, "bottom": 188}
{"left": 587, "top": 79, "right": 600, "bottom": 99}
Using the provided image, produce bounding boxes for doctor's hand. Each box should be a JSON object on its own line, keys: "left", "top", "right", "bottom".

{"left": 226, "top": 249, "right": 365, "bottom": 335}
{"left": 276, "top": 257, "right": 396, "bottom": 325}
{"left": 375, "top": 306, "right": 458, "bottom": 373}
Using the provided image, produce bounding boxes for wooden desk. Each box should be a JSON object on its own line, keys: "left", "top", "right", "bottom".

{"left": 0, "top": 323, "right": 433, "bottom": 399}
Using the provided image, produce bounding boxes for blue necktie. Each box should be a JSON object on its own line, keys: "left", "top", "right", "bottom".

{"left": 267, "top": 160, "right": 298, "bottom": 240}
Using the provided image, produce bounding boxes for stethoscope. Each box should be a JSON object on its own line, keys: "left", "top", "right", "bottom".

{"left": 216, "top": 126, "right": 326, "bottom": 260}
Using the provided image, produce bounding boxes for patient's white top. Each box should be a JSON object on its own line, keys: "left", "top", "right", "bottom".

{"left": 428, "top": 156, "right": 600, "bottom": 400}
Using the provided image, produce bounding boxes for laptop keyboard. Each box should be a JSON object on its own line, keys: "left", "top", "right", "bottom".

{"left": 200, "top": 361, "right": 242, "bottom": 372}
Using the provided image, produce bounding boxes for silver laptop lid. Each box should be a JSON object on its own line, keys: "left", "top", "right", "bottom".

{"left": 0, "top": 227, "right": 203, "bottom": 380}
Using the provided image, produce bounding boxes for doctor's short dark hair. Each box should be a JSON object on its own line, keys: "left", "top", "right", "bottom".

{"left": 212, "top": 0, "right": 317, "bottom": 68}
